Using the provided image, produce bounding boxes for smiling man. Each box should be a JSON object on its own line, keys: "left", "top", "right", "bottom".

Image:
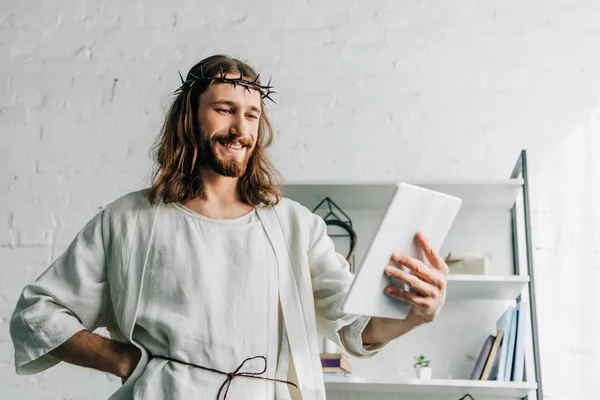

{"left": 10, "top": 55, "right": 449, "bottom": 400}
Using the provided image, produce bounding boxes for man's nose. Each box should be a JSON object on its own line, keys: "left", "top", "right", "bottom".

{"left": 229, "top": 112, "right": 250, "bottom": 138}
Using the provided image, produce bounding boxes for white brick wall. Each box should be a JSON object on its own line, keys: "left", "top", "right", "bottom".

{"left": 2, "top": 0, "right": 599, "bottom": 399}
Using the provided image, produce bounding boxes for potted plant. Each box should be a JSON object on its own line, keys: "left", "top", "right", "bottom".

{"left": 413, "top": 354, "right": 432, "bottom": 379}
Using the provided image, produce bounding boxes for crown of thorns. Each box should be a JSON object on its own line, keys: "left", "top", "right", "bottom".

{"left": 173, "top": 66, "right": 276, "bottom": 104}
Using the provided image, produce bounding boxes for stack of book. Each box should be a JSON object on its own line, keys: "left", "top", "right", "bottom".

{"left": 469, "top": 301, "right": 530, "bottom": 381}
{"left": 320, "top": 353, "right": 352, "bottom": 376}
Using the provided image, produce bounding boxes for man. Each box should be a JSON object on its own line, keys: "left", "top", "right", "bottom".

{"left": 10, "top": 54, "right": 449, "bottom": 399}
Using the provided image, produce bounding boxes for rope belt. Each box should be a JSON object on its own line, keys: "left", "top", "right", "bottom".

{"left": 152, "top": 354, "right": 298, "bottom": 399}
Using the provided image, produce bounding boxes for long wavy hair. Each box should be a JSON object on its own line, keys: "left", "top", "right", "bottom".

{"left": 147, "top": 55, "right": 282, "bottom": 207}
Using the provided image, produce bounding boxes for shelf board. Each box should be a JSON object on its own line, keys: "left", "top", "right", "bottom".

{"left": 282, "top": 179, "right": 524, "bottom": 210}
{"left": 446, "top": 274, "right": 530, "bottom": 301}
{"left": 324, "top": 376, "right": 537, "bottom": 397}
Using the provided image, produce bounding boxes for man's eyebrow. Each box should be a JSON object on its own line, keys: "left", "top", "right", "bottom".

{"left": 211, "top": 100, "right": 261, "bottom": 113}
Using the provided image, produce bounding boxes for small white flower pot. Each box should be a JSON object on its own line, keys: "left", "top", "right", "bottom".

{"left": 416, "top": 366, "right": 432, "bottom": 379}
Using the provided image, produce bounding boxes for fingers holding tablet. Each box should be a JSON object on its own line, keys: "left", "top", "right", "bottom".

{"left": 416, "top": 231, "right": 449, "bottom": 275}
{"left": 385, "top": 232, "right": 449, "bottom": 323}
{"left": 384, "top": 265, "right": 437, "bottom": 297}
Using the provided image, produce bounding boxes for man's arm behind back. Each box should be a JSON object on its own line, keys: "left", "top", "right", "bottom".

{"left": 10, "top": 208, "right": 138, "bottom": 379}
{"left": 49, "top": 330, "right": 140, "bottom": 380}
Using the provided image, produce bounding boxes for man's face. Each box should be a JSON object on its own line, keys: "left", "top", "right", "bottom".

{"left": 196, "top": 74, "right": 262, "bottom": 178}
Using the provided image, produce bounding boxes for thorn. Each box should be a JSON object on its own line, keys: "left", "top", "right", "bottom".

{"left": 253, "top": 74, "right": 260, "bottom": 83}
{"left": 178, "top": 71, "right": 185, "bottom": 84}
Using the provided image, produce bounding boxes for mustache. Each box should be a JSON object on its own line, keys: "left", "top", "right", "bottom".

{"left": 212, "top": 133, "right": 253, "bottom": 147}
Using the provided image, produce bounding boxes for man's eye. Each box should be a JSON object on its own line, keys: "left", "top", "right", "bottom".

{"left": 217, "top": 108, "right": 232, "bottom": 114}
{"left": 247, "top": 114, "right": 259, "bottom": 120}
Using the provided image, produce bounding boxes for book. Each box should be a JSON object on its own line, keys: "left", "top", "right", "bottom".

{"left": 480, "top": 330, "right": 504, "bottom": 380}
{"left": 503, "top": 307, "right": 518, "bottom": 381}
{"left": 495, "top": 306, "right": 515, "bottom": 381}
{"left": 470, "top": 335, "right": 495, "bottom": 380}
{"left": 488, "top": 343, "right": 502, "bottom": 380}
{"left": 320, "top": 353, "right": 347, "bottom": 360}
{"left": 321, "top": 358, "right": 351, "bottom": 371}
{"left": 322, "top": 367, "right": 350, "bottom": 373}
{"left": 511, "top": 301, "right": 529, "bottom": 382}
{"left": 323, "top": 371, "right": 347, "bottom": 376}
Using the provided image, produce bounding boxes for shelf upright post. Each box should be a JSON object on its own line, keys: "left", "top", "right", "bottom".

{"left": 510, "top": 150, "right": 544, "bottom": 400}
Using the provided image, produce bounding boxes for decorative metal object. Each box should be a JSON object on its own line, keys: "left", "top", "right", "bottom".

{"left": 312, "top": 197, "right": 358, "bottom": 273}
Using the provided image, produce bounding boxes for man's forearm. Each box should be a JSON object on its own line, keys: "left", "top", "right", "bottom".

{"left": 362, "top": 315, "right": 425, "bottom": 346}
{"left": 49, "top": 330, "right": 141, "bottom": 379}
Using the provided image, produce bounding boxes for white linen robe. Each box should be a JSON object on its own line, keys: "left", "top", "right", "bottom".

{"left": 132, "top": 206, "right": 284, "bottom": 399}
{"left": 10, "top": 189, "right": 384, "bottom": 399}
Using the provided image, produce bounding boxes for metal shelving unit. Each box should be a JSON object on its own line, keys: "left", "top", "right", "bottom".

{"left": 510, "top": 150, "right": 544, "bottom": 400}
{"left": 282, "top": 150, "right": 542, "bottom": 400}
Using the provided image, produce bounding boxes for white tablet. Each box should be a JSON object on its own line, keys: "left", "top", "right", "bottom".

{"left": 341, "top": 182, "right": 462, "bottom": 320}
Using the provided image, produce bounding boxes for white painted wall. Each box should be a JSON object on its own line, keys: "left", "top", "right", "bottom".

{"left": 2, "top": 0, "right": 599, "bottom": 399}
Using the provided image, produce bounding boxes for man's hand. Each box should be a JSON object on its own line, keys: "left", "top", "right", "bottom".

{"left": 116, "top": 342, "right": 143, "bottom": 382}
{"left": 385, "top": 231, "right": 448, "bottom": 323}
{"left": 49, "top": 330, "right": 141, "bottom": 381}
{"left": 362, "top": 232, "right": 449, "bottom": 345}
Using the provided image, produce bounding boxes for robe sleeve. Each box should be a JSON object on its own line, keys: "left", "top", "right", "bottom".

{"left": 338, "top": 315, "right": 385, "bottom": 357}
{"left": 9, "top": 209, "right": 111, "bottom": 375}
{"left": 305, "top": 208, "right": 384, "bottom": 358}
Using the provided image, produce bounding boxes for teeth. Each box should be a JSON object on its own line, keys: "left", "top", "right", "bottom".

{"left": 224, "top": 143, "right": 243, "bottom": 150}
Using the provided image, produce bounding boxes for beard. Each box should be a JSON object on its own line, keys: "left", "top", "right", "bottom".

{"left": 198, "top": 132, "right": 254, "bottom": 178}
